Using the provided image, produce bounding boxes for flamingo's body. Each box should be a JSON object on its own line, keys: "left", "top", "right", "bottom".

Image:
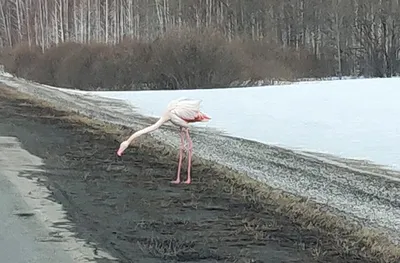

{"left": 117, "top": 98, "right": 210, "bottom": 184}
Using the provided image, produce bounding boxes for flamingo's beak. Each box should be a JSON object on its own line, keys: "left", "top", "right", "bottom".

{"left": 117, "top": 141, "right": 129, "bottom": 157}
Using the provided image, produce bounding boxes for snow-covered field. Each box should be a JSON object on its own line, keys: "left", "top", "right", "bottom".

{"left": 91, "top": 77, "right": 400, "bottom": 171}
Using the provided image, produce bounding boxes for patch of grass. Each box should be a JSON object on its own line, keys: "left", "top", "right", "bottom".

{"left": 136, "top": 236, "right": 225, "bottom": 261}
{"left": 1, "top": 85, "right": 399, "bottom": 263}
{"left": 239, "top": 218, "right": 282, "bottom": 241}
{"left": 136, "top": 236, "right": 194, "bottom": 259}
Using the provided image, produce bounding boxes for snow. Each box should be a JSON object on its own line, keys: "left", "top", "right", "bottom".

{"left": 90, "top": 77, "right": 400, "bottom": 171}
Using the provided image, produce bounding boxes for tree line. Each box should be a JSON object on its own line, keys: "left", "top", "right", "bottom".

{"left": 0, "top": 0, "right": 399, "bottom": 90}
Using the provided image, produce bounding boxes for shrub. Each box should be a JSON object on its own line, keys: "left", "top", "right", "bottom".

{"left": 149, "top": 27, "right": 249, "bottom": 89}
{"left": 0, "top": 27, "right": 304, "bottom": 91}
{"left": 2, "top": 43, "right": 42, "bottom": 79}
{"left": 35, "top": 42, "right": 85, "bottom": 85}
{"left": 113, "top": 39, "right": 153, "bottom": 89}
{"left": 55, "top": 43, "right": 113, "bottom": 89}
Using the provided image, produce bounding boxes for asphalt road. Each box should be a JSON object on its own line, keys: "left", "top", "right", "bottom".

{"left": 0, "top": 136, "right": 76, "bottom": 263}
{"left": 0, "top": 136, "right": 117, "bottom": 263}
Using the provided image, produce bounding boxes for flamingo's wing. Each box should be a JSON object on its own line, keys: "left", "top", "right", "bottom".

{"left": 167, "top": 98, "right": 202, "bottom": 121}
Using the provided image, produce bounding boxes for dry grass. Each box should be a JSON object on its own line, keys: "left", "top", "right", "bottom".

{"left": 136, "top": 236, "right": 229, "bottom": 261}
{"left": 1, "top": 85, "right": 400, "bottom": 263}
{"left": 136, "top": 236, "right": 195, "bottom": 260}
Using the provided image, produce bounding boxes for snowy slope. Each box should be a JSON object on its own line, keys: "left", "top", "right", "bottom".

{"left": 91, "top": 77, "right": 400, "bottom": 171}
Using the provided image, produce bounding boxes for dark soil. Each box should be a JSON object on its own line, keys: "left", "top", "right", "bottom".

{"left": 0, "top": 94, "right": 370, "bottom": 263}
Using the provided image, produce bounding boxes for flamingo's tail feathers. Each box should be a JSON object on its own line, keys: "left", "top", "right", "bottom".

{"left": 197, "top": 112, "right": 211, "bottom": 122}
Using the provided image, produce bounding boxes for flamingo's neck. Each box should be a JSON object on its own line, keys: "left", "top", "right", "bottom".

{"left": 127, "top": 115, "right": 169, "bottom": 143}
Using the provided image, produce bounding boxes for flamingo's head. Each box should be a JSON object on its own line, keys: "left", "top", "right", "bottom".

{"left": 117, "top": 140, "right": 130, "bottom": 157}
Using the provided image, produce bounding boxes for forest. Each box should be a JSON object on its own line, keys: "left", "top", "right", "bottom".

{"left": 0, "top": 0, "right": 399, "bottom": 90}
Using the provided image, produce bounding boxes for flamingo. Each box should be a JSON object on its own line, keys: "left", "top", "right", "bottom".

{"left": 116, "top": 98, "right": 211, "bottom": 184}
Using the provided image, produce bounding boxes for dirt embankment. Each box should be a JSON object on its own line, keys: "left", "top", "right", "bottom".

{"left": 0, "top": 87, "right": 396, "bottom": 263}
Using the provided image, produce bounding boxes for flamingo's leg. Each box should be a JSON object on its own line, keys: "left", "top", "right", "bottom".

{"left": 171, "top": 128, "right": 185, "bottom": 184}
{"left": 183, "top": 128, "right": 193, "bottom": 184}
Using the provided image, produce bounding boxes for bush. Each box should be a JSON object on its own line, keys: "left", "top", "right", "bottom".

{"left": 55, "top": 43, "right": 114, "bottom": 89}
{"left": 149, "top": 27, "right": 249, "bottom": 89}
{"left": 3, "top": 43, "right": 42, "bottom": 79}
{"left": 113, "top": 39, "right": 153, "bottom": 89}
{"left": 34, "top": 42, "right": 85, "bottom": 85}
{"left": 234, "top": 39, "right": 296, "bottom": 82}
{"left": 0, "top": 27, "right": 316, "bottom": 91}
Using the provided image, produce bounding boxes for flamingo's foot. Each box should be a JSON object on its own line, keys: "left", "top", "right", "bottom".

{"left": 170, "top": 179, "right": 180, "bottom": 184}
{"left": 183, "top": 179, "right": 191, "bottom": 184}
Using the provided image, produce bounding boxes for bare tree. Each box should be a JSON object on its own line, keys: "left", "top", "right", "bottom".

{"left": 1, "top": 0, "right": 400, "bottom": 78}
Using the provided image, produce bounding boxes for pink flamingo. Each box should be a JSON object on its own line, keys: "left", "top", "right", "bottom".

{"left": 116, "top": 98, "right": 210, "bottom": 184}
